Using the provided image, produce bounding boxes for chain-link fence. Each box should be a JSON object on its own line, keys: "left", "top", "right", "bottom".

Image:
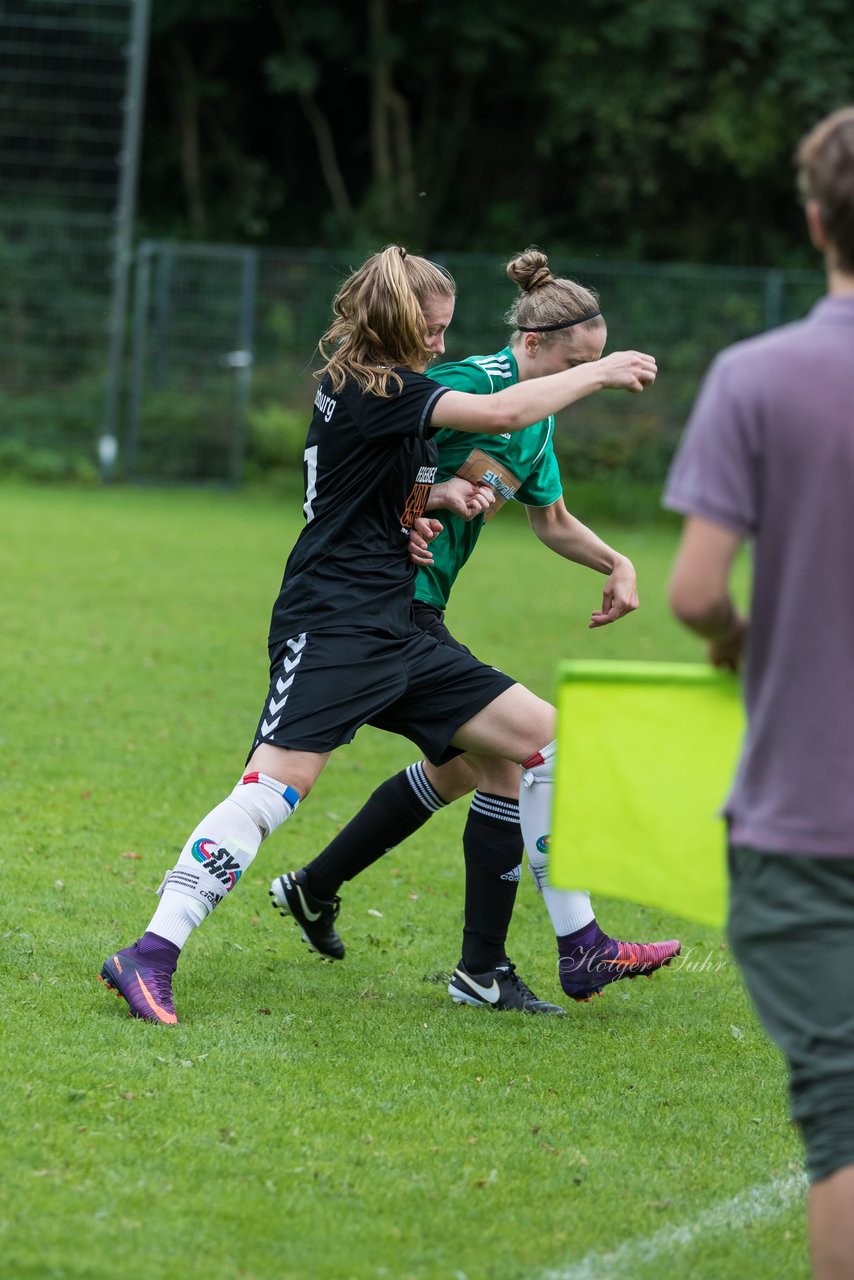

{"left": 0, "top": 4, "right": 826, "bottom": 491}
{"left": 0, "top": 0, "right": 145, "bottom": 479}
{"left": 120, "top": 241, "right": 824, "bottom": 487}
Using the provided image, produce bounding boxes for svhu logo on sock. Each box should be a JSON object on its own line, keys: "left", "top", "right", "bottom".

{"left": 536, "top": 834, "right": 550, "bottom": 853}
{"left": 191, "top": 839, "right": 243, "bottom": 891}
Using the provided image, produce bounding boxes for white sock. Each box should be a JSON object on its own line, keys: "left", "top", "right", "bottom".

{"left": 147, "top": 771, "right": 300, "bottom": 949}
{"left": 519, "top": 741, "right": 595, "bottom": 937}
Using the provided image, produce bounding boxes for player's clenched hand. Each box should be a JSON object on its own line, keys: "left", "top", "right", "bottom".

{"left": 707, "top": 615, "right": 748, "bottom": 674}
{"left": 427, "top": 476, "right": 495, "bottom": 521}
{"left": 598, "top": 350, "right": 657, "bottom": 394}
{"left": 589, "top": 556, "right": 639, "bottom": 628}
{"left": 408, "top": 517, "right": 443, "bottom": 566}
{"left": 462, "top": 482, "right": 495, "bottom": 517}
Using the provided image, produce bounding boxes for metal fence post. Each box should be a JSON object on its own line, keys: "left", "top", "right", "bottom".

{"left": 763, "top": 269, "right": 784, "bottom": 332}
{"left": 125, "top": 241, "right": 154, "bottom": 480}
{"left": 228, "top": 248, "right": 259, "bottom": 486}
{"left": 99, "top": 0, "right": 151, "bottom": 482}
{"left": 152, "top": 243, "right": 175, "bottom": 390}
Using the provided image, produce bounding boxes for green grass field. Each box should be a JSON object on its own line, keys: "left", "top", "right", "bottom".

{"left": 1, "top": 483, "right": 808, "bottom": 1280}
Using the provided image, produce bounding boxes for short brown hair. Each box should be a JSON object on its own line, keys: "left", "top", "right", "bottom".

{"left": 796, "top": 107, "right": 854, "bottom": 272}
{"left": 318, "top": 246, "right": 456, "bottom": 396}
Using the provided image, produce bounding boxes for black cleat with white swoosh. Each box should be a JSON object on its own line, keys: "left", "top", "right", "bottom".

{"left": 448, "top": 960, "right": 565, "bottom": 1015}
{"left": 270, "top": 869, "right": 345, "bottom": 960}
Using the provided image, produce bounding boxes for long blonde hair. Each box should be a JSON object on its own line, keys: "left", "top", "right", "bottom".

{"left": 318, "top": 246, "right": 456, "bottom": 396}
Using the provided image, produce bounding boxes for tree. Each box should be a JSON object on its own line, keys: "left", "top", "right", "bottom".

{"left": 137, "top": 0, "right": 854, "bottom": 264}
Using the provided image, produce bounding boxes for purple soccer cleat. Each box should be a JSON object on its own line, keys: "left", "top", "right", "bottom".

{"left": 99, "top": 937, "right": 179, "bottom": 1025}
{"left": 558, "top": 929, "right": 681, "bottom": 1002}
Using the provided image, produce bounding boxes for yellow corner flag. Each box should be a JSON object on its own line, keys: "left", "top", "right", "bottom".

{"left": 550, "top": 660, "right": 744, "bottom": 929}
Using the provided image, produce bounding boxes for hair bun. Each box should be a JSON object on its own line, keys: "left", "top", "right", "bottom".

{"left": 506, "top": 248, "right": 553, "bottom": 292}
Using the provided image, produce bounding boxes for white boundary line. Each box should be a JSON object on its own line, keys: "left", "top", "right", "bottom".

{"left": 537, "top": 1172, "right": 807, "bottom": 1280}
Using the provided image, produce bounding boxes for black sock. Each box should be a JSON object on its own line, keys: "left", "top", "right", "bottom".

{"left": 461, "top": 792, "right": 524, "bottom": 973}
{"left": 304, "top": 763, "right": 446, "bottom": 900}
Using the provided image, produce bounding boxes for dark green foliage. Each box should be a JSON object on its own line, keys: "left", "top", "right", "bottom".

{"left": 141, "top": 0, "right": 854, "bottom": 265}
{"left": 3, "top": 0, "right": 844, "bottom": 488}
{"left": 0, "top": 385, "right": 102, "bottom": 483}
{"left": 246, "top": 397, "right": 310, "bottom": 481}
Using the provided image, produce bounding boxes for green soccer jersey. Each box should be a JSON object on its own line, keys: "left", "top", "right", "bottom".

{"left": 416, "top": 347, "right": 563, "bottom": 608}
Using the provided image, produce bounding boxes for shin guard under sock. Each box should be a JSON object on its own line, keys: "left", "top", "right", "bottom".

{"left": 147, "top": 772, "right": 299, "bottom": 949}
{"left": 519, "top": 742, "right": 595, "bottom": 937}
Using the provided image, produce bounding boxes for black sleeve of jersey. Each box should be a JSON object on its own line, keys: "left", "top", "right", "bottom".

{"left": 354, "top": 369, "right": 450, "bottom": 442}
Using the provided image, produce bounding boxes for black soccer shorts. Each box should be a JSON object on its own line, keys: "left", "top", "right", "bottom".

{"left": 411, "top": 600, "right": 475, "bottom": 656}
{"left": 250, "top": 625, "right": 515, "bottom": 766}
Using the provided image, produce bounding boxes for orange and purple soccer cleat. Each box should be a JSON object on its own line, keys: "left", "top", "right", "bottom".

{"left": 99, "top": 938, "right": 179, "bottom": 1025}
{"left": 558, "top": 928, "right": 681, "bottom": 1002}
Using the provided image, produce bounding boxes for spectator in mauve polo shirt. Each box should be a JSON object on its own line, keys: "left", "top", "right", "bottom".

{"left": 665, "top": 106, "right": 854, "bottom": 1280}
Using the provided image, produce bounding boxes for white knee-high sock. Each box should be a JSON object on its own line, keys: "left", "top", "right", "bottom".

{"left": 147, "top": 771, "right": 300, "bottom": 949}
{"left": 519, "top": 742, "right": 595, "bottom": 937}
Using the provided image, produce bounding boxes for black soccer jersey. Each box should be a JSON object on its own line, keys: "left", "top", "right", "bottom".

{"left": 269, "top": 369, "right": 450, "bottom": 643}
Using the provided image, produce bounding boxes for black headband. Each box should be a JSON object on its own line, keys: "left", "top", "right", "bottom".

{"left": 517, "top": 310, "right": 602, "bottom": 332}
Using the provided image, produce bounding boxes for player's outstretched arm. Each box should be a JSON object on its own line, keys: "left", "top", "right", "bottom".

{"left": 526, "top": 498, "right": 639, "bottom": 627}
{"left": 431, "top": 350, "right": 657, "bottom": 437}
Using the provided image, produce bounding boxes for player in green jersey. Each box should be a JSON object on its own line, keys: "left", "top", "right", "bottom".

{"left": 270, "top": 249, "right": 680, "bottom": 1012}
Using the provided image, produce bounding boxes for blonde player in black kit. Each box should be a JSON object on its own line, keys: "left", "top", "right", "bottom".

{"left": 99, "top": 245, "right": 658, "bottom": 1025}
